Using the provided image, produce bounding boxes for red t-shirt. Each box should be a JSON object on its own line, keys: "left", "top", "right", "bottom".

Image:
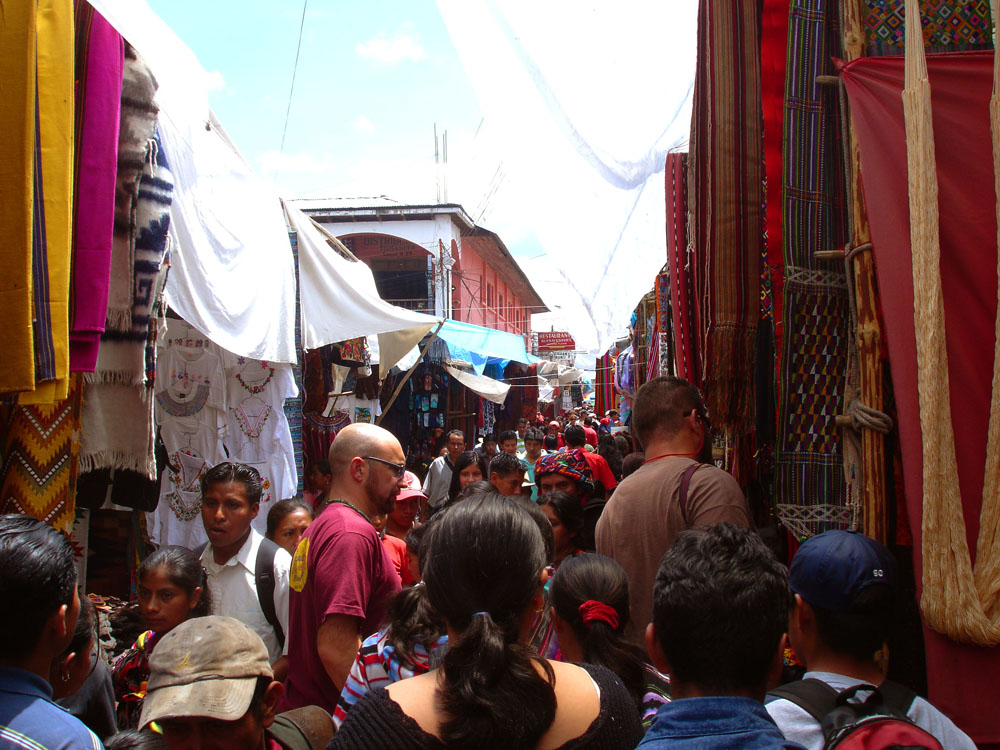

{"left": 583, "top": 426, "right": 598, "bottom": 448}
{"left": 381, "top": 533, "right": 412, "bottom": 586}
{"left": 281, "top": 502, "right": 401, "bottom": 713}
{"left": 582, "top": 451, "right": 618, "bottom": 492}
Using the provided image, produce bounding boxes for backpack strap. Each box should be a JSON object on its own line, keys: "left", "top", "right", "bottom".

{"left": 678, "top": 463, "right": 703, "bottom": 526}
{"left": 267, "top": 707, "right": 335, "bottom": 750}
{"left": 767, "top": 679, "right": 842, "bottom": 724}
{"left": 255, "top": 537, "right": 285, "bottom": 649}
{"left": 871, "top": 679, "right": 918, "bottom": 715}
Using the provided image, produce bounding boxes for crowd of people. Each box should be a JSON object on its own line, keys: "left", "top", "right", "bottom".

{"left": 0, "top": 375, "right": 977, "bottom": 749}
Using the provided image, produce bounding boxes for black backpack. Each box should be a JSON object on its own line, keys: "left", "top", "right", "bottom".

{"left": 195, "top": 537, "right": 285, "bottom": 649}
{"left": 768, "top": 679, "right": 943, "bottom": 750}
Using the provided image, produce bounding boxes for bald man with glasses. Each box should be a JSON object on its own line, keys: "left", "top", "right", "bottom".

{"left": 282, "top": 423, "right": 406, "bottom": 713}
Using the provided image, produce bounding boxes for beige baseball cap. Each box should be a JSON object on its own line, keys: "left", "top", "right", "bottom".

{"left": 140, "top": 615, "right": 273, "bottom": 728}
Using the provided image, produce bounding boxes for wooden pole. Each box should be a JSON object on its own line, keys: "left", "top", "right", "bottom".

{"left": 841, "top": 0, "right": 889, "bottom": 543}
{"left": 376, "top": 320, "right": 445, "bottom": 426}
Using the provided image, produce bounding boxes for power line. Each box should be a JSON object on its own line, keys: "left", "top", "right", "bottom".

{"left": 276, "top": 0, "right": 309, "bottom": 179}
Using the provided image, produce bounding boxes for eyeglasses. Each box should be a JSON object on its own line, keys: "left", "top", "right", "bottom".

{"left": 362, "top": 456, "right": 407, "bottom": 479}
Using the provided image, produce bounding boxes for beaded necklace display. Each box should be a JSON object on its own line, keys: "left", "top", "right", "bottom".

{"left": 235, "top": 359, "right": 275, "bottom": 395}
{"left": 327, "top": 498, "right": 371, "bottom": 523}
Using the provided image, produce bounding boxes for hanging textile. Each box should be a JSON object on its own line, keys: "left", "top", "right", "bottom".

{"left": 78, "top": 113, "right": 172, "bottom": 482}
{"left": 284, "top": 230, "right": 304, "bottom": 496}
{"left": 688, "top": 0, "right": 763, "bottom": 434}
{"left": 69, "top": 0, "right": 122, "bottom": 373}
{"left": 0, "top": 0, "right": 39, "bottom": 394}
{"left": 594, "top": 352, "right": 615, "bottom": 416}
{"left": 18, "top": 0, "right": 74, "bottom": 405}
{"left": 863, "top": 0, "right": 992, "bottom": 56}
{"left": 761, "top": 0, "right": 791, "bottom": 379}
{"left": 841, "top": 49, "right": 1000, "bottom": 744}
{"left": 774, "top": 0, "right": 851, "bottom": 537}
{"left": 0, "top": 374, "right": 84, "bottom": 534}
{"left": 664, "top": 153, "right": 699, "bottom": 385}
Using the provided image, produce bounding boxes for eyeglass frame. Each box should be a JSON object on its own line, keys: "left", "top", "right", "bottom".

{"left": 361, "top": 455, "right": 407, "bottom": 479}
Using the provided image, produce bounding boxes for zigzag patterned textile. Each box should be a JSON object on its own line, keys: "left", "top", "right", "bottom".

{"left": 0, "top": 374, "right": 83, "bottom": 533}
{"left": 775, "top": 0, "right": 850, "bottom": 536}
{"left": 688, "top": 0, "right": 763, "bottom": 434}
{"left": 664, "top": 153, "right": 699, "bottom": 385}
{"left": 863, "top": 0, "right": 992, "bottom": 56}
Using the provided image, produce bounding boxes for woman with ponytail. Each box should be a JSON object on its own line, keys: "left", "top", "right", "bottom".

{"left": 550, "top": 553, "right": 672, "bottom": 731}
{"left": 329, "top": 493, "right": 643, "bottom": 749}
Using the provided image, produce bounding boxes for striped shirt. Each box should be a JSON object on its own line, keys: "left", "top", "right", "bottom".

{"left": 333, "top": 629, "right": 449, "bottom": 728}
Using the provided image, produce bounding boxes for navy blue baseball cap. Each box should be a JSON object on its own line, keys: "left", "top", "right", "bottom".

{"left": 788, "top": 529, "right": 894, "bottom": 612}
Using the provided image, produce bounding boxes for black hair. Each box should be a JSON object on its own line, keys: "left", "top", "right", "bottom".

{"left": 447, "top": 451, "right": 488, "bottom": 504}
{"left": 507, "top": 495, "right": 555, "bottom": 565}
{"left": 809, "top": 584, "right": 894, "bottom": 662}
{"left": 597, "top": 433, "right": 624, "bottom": 481}
{"left": 0, "top": 515, "right": 77, "bottom": 659}
{"left": 633, "top": 376, "right": 704, "bottom": 447}
{"left": 621, "top": 451, "right": 645, "bottom": 478}
{"left": 524, "top": 427, "right": 545, "bottom": 443}
{"left": 652, "top": 524, "right": 789, "bottom": 693}
{"left": 201, "top": 461, "right": 262, "bottom": 506}
{"left": 138, "top": 546, "right": 213, "bottom": 618}
{"left": 550, "top": 554, "right": 648, "bottom": 710}
{"left": 384, "top": 584, "right": 447, "bottom": 671}
{"left": 564, "top": 424, "right": 586, "bottom": 447}
{"left": 423, "top": 494, "right": 555, "bottom": 749}
{"left": 455, "top": 480, "right": 495, "bottom": 503}
{"left": 246, "top": 675, "right": 273, "bottom": 721}
{"left": 489, "top": 452, "right": 525, "bottom": 479}
{"left": 543, "top": 434, "right": 559, "bottom": 450}
{"left": 311, "top": 460, "right": 331, "bottom": 477}
{"left": 539, "top": 490, "right": 584, "bottom": 552}
{"left": 404, "top": 522, "right": 430, "bottom": 559}
{"left": 614, "top": 433, "right": 633, "bottom": 455}
{"left": 61, "top": 593, "right": 96, "bottom": 659}
{"left": 104, "top": 730, "right": 168, "bottom": 750}
{"left": 517, "top": 417, "right": 529, "bottom": 426}
{"left": 265, "top": 499, "right": 313, "bottom": 538}
{"left": 481, "top": 432, "right": 497, "bottom": 444}
{"left": 498, "top": 429, "right": 518, "bottom": 445}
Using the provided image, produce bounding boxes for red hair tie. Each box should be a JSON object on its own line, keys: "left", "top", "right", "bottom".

{"left": 578, "top": 600, "right": 620, "bottom": 630}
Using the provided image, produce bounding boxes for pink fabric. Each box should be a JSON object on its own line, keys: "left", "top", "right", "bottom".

{"left": 70, "top": 3, "right": 122, "bottom": 372}
{"left": 841, "top": 51, "right": 1000, "bottom": 745}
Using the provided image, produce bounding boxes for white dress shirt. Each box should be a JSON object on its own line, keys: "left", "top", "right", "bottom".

{"left": 201, "top": 528, "right": 291, "bottom": 663}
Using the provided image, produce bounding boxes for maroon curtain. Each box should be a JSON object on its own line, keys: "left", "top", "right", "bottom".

{"left": 842, "top": 50, "right": 1000, "bottom": 745}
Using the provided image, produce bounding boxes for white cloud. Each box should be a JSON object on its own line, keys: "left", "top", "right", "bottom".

{"left": 353, "top": 115, "right": 376, "bottom": 135}
{"left": 355, "top": 24, "right": 427, "bottom": 64}
{"left": 204, "top": 69, "right": 226, "bottom": 92}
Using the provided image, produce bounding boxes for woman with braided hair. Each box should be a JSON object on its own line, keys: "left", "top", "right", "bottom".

{"left": 329, "top": 493, "right": 643, "bottom": 749}
{"left": 551, "top": 553, "right": 672, "bottom": 732}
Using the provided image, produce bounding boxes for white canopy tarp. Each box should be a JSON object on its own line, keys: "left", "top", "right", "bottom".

{"left": 444, "top": 364, "right": 511, "bottom": 405}
{"left": 88, "top": 0, "right": 298, "bottom": 363}
{"left": 286, "top": 205, "right": 439, "bottom": 372}
{"left": 436, "top": 0, "right": 697, "bottom": 355}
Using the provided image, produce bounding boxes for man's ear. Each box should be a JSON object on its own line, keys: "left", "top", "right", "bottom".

{"left": 249, "top": 503, "right": 260, "bottom": 522}
{"left": 49, "top": 603, "right": 71, "bottom": 641}
{"left": 645, "top": 622, "right": 671, "bottom": 675}
{"left": 349, "top": 456, "right": 367, "bottom": 483}
{"left": 766, "top": 633, "right": 788, "bottom": 691}
{"left": 260, "top": 681, "right": 284, "bottom": 728}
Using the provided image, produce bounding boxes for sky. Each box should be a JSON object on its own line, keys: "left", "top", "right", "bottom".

{"left": 147, "top": 1, "right": 511, "bottom": 232}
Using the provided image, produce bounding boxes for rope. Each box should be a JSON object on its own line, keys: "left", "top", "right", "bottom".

{"left": 904, "top": 0, "right": 1000, "bottom": 645}
{"left": 846, "top": 399, "right": 893, "bottom": 434}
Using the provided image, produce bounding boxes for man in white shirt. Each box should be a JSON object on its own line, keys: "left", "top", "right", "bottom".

{"left": 766, "top": 530, "right": 974, "bottom": 750}
{"left": 421, "top": 429, "right": 464, "bottom": 517}
{"left": 200, "top": 462, "right": 291, "bottom": 681}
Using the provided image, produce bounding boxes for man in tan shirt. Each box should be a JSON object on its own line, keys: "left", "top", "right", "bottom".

{"left": 595, "top": 376, "right": 752, "bottom": 647}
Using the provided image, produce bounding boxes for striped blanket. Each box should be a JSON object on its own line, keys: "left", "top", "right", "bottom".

{"left": 688, "top": 0, "right": 763, "bottom": 434}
